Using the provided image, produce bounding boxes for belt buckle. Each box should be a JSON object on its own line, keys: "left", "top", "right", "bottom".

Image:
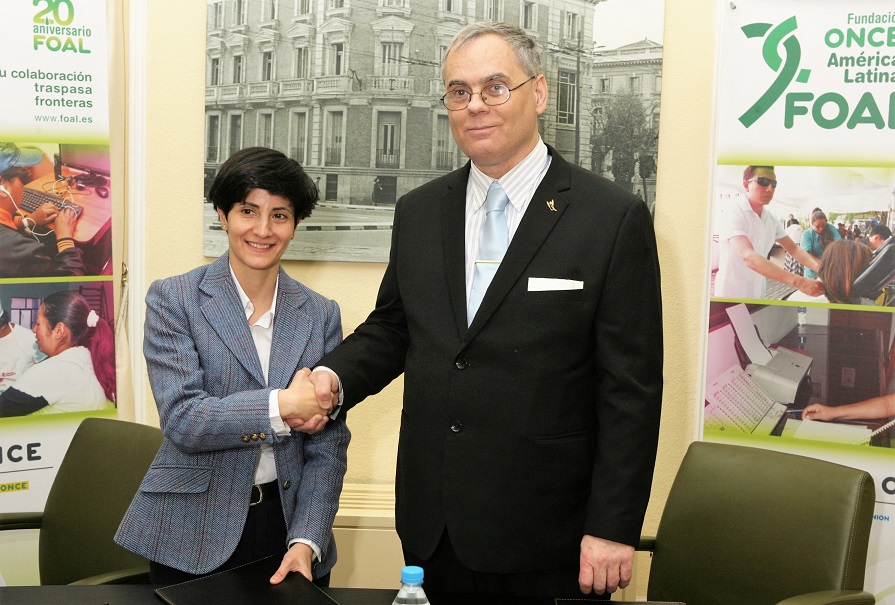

{"left": 250, "top": 484, "right": 263, "bottom": 507}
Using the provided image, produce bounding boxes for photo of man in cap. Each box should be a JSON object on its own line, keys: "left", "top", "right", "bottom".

{"left": 0, "top": 142, "right": 85, "bottom": 277}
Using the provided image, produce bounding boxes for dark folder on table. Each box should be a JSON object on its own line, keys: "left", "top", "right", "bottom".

{"left": 155, "top": 556, "right": 338, "bottom": 605}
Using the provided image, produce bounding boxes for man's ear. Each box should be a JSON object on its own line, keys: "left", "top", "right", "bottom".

{"left": 534, "top": 74, "right": 549, "bottom": 115}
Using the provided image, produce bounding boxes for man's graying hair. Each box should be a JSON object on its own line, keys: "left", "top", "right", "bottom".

{"left": 442, "top": 22, "right": 542, "bottom": 81}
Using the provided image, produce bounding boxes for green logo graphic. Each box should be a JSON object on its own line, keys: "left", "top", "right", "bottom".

{"left": 739, "top": 17, "right": 811, "bottom": 127}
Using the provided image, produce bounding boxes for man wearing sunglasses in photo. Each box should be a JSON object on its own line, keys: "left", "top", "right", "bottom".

{"left": 715, "top": 165, "right": 824, "bottom": 299}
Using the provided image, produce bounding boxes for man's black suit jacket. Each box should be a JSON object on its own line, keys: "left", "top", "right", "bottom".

{"left": 320, "top": 147, "right": 663, "bottom": 574}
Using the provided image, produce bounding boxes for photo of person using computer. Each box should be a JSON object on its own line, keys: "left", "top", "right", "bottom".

{"left": 803, "top": 395, "right": 895, "bottom": 424}
{"left": 704, "top": 301, "right": 895, "bottom": 448}
{"left": 0, "top": 141, "right": 113, "bottom": 277}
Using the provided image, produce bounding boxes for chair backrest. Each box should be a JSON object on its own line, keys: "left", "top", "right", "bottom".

{"left": 648, "top": 441, "right": 875, "bottom": 605}
{"left": 38, "top": 417, "right": 163, "bottom": 585}
{"left": 853, "top": 240, "right": 895, "bottom": 300}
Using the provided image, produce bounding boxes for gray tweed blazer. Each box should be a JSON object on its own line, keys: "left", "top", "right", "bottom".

{"left": 115, "top": 253, "right": 349, "bottom": 576}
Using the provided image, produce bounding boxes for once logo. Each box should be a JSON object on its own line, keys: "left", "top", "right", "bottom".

{"left": 883, "top": 476, "right": 895, "bottom": 495}
{"left": 739, "top": 16, "right": 811, "bottom": 127}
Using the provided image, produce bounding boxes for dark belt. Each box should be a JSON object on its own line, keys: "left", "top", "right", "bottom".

{"left": 250, "top": 480, "right": 280, "bottom": 506}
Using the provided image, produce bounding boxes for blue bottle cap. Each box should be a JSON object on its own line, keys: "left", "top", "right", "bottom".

{"left": 401, "top": 565, "right": 424, "bottom": 584}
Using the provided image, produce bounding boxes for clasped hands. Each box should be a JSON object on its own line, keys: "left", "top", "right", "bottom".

{"left": 277, "top": 368, "right": 340, "bottom": 434}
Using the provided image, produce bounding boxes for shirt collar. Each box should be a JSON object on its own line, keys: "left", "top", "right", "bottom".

{"left": 0, "top": 206, "right": 16, "bottom": 230}
{"left": 469, "top": 138, "right": 548, "bottom": 212}
{"left": 228, "top": 263, "right": 278, "bottom": 329}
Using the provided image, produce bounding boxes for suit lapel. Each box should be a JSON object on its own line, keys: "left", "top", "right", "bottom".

{"left": 440, "top": 166, "right": 473, "bottom": 338}
{"left": 268, "top": 271, "right": 312, "bottom": 389}
{"left": 199, "top": 255, "right": 266, "bottom": 386}
{"left": 465, "top": 148, "right": 573, "bottom": 339}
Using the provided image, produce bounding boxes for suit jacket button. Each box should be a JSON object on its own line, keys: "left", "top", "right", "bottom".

{"left": 251, "top": 433, "right": 259, "bottom": 441}
{"left": 283, "top": 480, "right": 291, "bottom": 490}
{"left": 241, "top": 435, "right": 250, "bottom": 443}
{"left": 450, "top": 421, "right": 463, "bottom": 433}
{"left": 259, "top": 432, "right": 267, "bottom": 440}
{"left": 454, "top": 358, "right": 467, "bottom": 370}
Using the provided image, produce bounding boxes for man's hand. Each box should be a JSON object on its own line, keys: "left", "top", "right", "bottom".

{"left": 579, "top": 535, "right": 634, "bottom": 595}
{"left": 28, "top": 203, "right": 58, "bottom": 227}
{"left": 287, "top": 370, "right": 340, "bottom": 434}
{"left": 278, "top": 368, "right": 329, "bottom": 431}
{"left": 53, "top": 206, "right": 79, "bottom": 239}
{"left": 796, "top": 276, "right": 825, "bottom": 297}
{"left": 270, "top": 542, "right": 313, "bottom": 584}
{"left": 308, "top": 369, "right": 339, "bottom": 412}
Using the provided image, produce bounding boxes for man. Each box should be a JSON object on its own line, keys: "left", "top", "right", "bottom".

{"left": 715, "top": 166, "right": 824, "bottom": 299}
{"left": 837, "top": 222, "right": 849, "bottom": 240}
{"left": 868, "top": 225, "right": 891, "bottom": 252}
{"left": 0, "top": 142, "right": 84, "bottom": 277}
{"left": 301, "top": 22, "right": 662, "bottom": 599}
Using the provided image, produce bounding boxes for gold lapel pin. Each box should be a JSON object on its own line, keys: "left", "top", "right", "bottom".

{"left": 546, "top": 200, "right": 557, "bottom": 212}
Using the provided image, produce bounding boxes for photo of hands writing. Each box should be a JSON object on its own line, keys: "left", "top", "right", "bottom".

{"left": 704, "top": 301, "right": 895, "bottom": 449}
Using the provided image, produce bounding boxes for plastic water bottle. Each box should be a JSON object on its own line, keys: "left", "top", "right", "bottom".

{"left": 393, "top": 566, "right": 429, "bottom": 605}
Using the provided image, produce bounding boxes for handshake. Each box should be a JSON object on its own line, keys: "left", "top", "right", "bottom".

{"left": 277, "top": 368, "right": 340, "bottom": 433}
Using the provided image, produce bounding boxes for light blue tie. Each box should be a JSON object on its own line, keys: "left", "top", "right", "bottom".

{"left": 468, "top": 181, "right": 509, "bottom": 325}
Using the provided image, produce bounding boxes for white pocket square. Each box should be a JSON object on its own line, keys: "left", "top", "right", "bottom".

{"left": 527, "top": 278, "right": 584, "bottom": 291}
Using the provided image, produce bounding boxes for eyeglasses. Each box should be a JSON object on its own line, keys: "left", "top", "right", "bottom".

{"left": 441, "top": 76, "right": 536, "bottom": 111}
{"left": 747, "top": 177, "right": 777, "bottom": 188}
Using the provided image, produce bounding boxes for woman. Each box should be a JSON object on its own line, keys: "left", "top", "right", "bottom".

{"left": 0, "top": 290, "right": 115, "bottom": 416}
{"left": 800, "top": 208, "right": 840, "bottom": 278}
{"left": 115, "top": 147, "right": 349, "bottom": 588}
{"left": 816, "top": 239, "right": 872, "bottom": 304}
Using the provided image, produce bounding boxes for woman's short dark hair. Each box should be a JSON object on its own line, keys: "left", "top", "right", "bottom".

{"left": 208, "top": 147, "right": 318, "bottom": 225}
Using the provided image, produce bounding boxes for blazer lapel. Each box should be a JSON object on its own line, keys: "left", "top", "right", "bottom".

{"left": 440, "top": 166, "right": 473, "bottom": 338}
{"left": 268, "top": 271, "right": 312, "bottom": 390}
{"left": 465, "top": 148, "right": 573, "bottom": 339}
{"left": 199, "top": 255, "right": 266, "bottom": 386}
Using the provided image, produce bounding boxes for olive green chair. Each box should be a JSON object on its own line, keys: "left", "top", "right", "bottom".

{"left": 640, "top": 441, "right": 876, "bottom": 605}
{"left": 0, "top": 417, "right": 162, "bottom": 584}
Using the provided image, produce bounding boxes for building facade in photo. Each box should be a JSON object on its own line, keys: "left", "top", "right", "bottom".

{"left": 590, "top": 38, "right": 662, "bottom": 211}
{"left": 204, "top": 0, "right": 606, "bottom": 206}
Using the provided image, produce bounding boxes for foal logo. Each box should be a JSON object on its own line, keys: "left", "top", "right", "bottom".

{"left": 738, "top": 16, "right": 811, "bottom": 127}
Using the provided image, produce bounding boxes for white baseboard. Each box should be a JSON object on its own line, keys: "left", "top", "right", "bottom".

{"left": 332, "top": 483, "right": 403, "bottom": 589}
